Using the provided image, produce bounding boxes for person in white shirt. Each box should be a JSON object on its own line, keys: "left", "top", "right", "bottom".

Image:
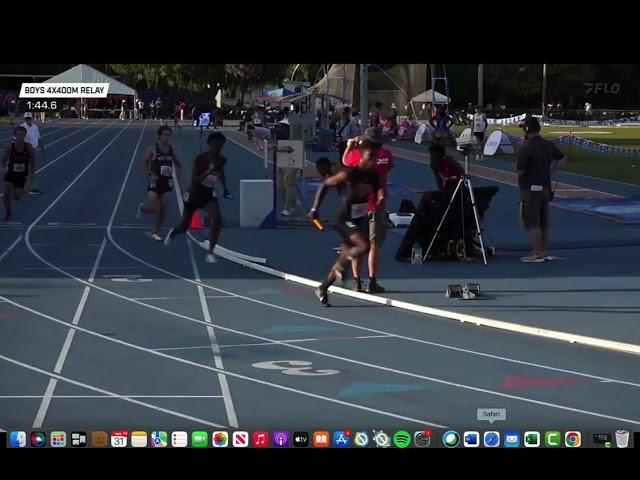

{"left": 137, "top": 99, "right": 145, "bottom": 120}
{"left": 472, "top": 105, "right": 488, "bottom": 160}
{"left": 120, "top": 98, "right": 127, "bottom": 120}
{"left": 20, "top": 112, "right": 44, "bottom": 194}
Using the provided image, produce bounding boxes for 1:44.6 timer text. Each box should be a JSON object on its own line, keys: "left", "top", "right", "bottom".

{"left": 24, "top": 100, "right": 58, "bottom": 111}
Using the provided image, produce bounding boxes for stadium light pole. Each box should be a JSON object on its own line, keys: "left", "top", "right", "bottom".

{"left": 360, "top": 63, "right": 369, "bottom": 130}
{"left": 542, "top": 63, "right": 547, "bottom": 116}
{"left": 478, "top": 64, "right": 484, "bottom": 107}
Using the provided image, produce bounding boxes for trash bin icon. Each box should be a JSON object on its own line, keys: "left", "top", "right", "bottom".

{"left": 615, "top": 430, "right": 629, "bottom": 448}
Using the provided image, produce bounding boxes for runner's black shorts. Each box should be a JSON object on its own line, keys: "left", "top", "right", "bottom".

{"left": 183, "top": 186, "right": 217, "bottom": 210}
{"left": 148, "top": 177, "right": 173, "bottom": 196}
{"left": 333, "top": 217, "right": 369, "bottom": 246}
{"left": 473, "top": 131, "right": 485, "bottom": 142}
{"left": 4, "top": 172, "right": 27, "bottom": 189}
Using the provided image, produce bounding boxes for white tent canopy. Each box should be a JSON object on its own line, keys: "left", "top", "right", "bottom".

{"left": 411, "top": 89, "right": 450, "bottom": 103}
{"left": 44, "top": 64, "right": 136, "bottom": 97}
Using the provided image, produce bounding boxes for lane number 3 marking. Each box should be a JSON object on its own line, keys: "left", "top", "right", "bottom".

{"left": 252, "top": 360, "right": 340, "bottom": 376}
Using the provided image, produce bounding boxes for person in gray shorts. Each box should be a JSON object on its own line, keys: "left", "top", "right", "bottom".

{"left": 516, "top": 117, "right": 566, "bottom": 263}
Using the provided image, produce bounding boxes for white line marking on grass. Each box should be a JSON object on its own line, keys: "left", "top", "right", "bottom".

{"left": 389, "top": 144, "right": 626, "bottom": 199}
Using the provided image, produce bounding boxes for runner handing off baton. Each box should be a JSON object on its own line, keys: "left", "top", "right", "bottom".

{"left": 309, "top": 136, "right": 384, "bottom": 306}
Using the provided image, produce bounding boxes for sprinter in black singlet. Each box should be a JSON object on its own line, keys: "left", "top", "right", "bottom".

{"left": 164, "top": 132, "right": 232, "bottom": 263}
{"left": 2, "top": 126, "right": 35, "bottom": 221}
{"left": 308, "top": 136, "right": 384, "bottom": 306}
{"left": 137, "top": 125, "right": 182, "bottom": 240}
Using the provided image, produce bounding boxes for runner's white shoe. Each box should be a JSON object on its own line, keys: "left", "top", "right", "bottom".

{"left": 205, "top": 253, "right": 218, "bottom": 264}
{"left": 151, "top": 233, "right": 163, "bottom": 241}
{"left": 520, "top": 255, "right": 545, "bottom": 263}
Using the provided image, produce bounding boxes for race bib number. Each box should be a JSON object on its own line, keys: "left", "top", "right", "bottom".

{"left": 351, "top": 202, "right": 367, "bottom": 219}
{"left": 13, "top": 163, "right": 26, "bottom": 173}
{"left": 149, "top": 179, "right": 156, "bottom": 189}
{"left": 201, "top": 174, "right": 217, "bottom": 188}
{"left": 160, "top": 165, "right": 173, "bottom": 177}
{"left": 168, "top": 178, "right": 174, "bottom": 188}
{"left": 530, "top": 185, "right": 543, "bottom": 192}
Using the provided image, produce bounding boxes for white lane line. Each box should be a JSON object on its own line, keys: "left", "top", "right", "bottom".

{"left": 154, "top": 334, "right": 392, "bottom": 351}
{"left": 22, "top": 266, "right": 152, "bottom": 271}
{"left": 32, "top": 236, "right": 107, "bottom": 429}
{"left": 32, "top": 379, "right": 57, "bottom": 428}
{"left": 0, "top": 235, "right": 22, "bottom": 263}
{"left": 186, "top": 237, "right": 239, "bottom": 427}
{"left": 47, "top": 222, "right": 97, "bottom": 226}
{"left": 0, "top": 353, "right": 226, "bottom": 428}
{"left": 25, "top": 225, "right": 150, "bottom": 230}
{"left": 2, "top": 395, "right": 224, "bottom": 399}
{"left": 132, "top": 295, "right": 237, "bottom": 300}
{"left": 169, "top": 163, "right": 239, "bottom": 428}
{"left": 0, "top": 295, "right": 446, "bottom": 427}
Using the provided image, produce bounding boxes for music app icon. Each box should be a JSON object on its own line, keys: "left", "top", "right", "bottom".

{"left": 253, "top": 431, "right": 269, "bottom": 448}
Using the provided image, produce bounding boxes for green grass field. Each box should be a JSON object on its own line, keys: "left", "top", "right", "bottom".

{"left": 455, "top": 125, "right": 640, "bottom": 185}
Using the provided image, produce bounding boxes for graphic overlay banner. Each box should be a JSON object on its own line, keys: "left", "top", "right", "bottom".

{"left": 20, "top": 83, "right": 110, "bottom": 98}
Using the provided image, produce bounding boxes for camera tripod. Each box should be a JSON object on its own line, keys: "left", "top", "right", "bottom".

{"left": 423, "top": 147, "right": 488, "bottom": 265}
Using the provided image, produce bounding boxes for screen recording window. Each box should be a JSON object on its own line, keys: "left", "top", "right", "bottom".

{"left": 1, "top": 63, "right": 639, "bottom": 448}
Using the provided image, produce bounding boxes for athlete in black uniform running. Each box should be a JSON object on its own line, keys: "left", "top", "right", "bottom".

{"left": 164, "top": 132, "right": 232, "bottom": 263}
{"left": 2, "top": 126, "right": 35, "bottom": 221}
{"left": 137, "top": 125, "right": 182, "bottom": 240}
{"left": 309, "top": 137, "right": 384, "bottom": 306}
